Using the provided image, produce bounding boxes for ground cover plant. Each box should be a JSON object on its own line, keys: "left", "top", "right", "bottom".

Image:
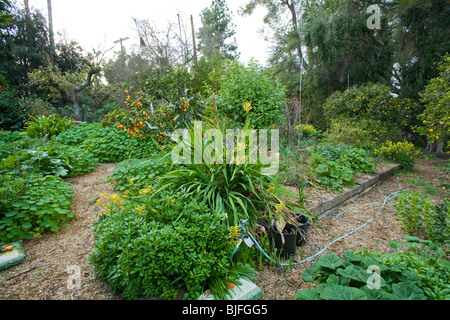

{"left": 90, "top": 189, "right": 257, "bottom": 300}
{"left": 0, "top": 0, "right": 449, "bottom": 303}
{"left": 296, "top": 236, "right": 450, "bottom": 300}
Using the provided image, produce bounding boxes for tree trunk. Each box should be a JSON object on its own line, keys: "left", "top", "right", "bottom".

{"left": 191, "top": 15, "right": 198, "bottom": 70}
{"left": 71, "top": 65, "right": 101, "bottom": 119}
{"left": 23, "top": 0, "right": 30, "bottom": 17}
{"left": 284, "top": 0, "right": 307, "bottom": 70}
{"left": 47, "top": 0, "right": 54, "bottom": 48}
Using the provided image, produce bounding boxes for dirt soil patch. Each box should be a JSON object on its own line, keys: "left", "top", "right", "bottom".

{"left": 0, "top": 158, "right": 448, "bottom": 300}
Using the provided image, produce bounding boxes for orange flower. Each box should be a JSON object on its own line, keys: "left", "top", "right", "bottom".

{"left": 162, "top": 146, "right": 166, "bottom": 150}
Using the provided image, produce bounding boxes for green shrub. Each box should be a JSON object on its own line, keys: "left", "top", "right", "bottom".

{"left": 89, "top": 191, "right": 256, "bottom": 300}
{"left": 217, "top": 59, "right": 286, "bottom": 129}
{"left": 13, "top": 143, "right": 98, "bottom": 178}
{"left": 24, "top": 114, "right": 73, "bottom": 138}
{"left": 374, "top": 140, "right": 420, "bottom": 171}
{"left": 295, "top": 124, "right": 318, "bottom": 139}
{"left": 0, "top": 131, "right": 35, "bottom": 159}
{"left": 110, "top": 158, "right": 170, "bottom": 194}
{"left": 394, "top": 191, "right": 449, "bottom": 245}
{"left": 309, "top": 144, "right": 375, "bottom": 191}
{"left": 55, "top": 123, "right": 161, "bottom": 163}
{"left": 101, "top": 109, "right": 130, "bottom": 128}
{"left": 0, "top": 173, "right": 75, "bottom": 244}
{"left": 0, "top": 89, "right": 26, "bottom": 131}
{"left": 53, "top": 123, "right": 101, "bottom": 146}
{"left": 322, "top": 83, "right": 417, "bottom": 137}
{"left": 296, "top": 236, "right": 450, "bottom": 300}
{"left": 301, "top": 124, "right": 317, "bottom": 138}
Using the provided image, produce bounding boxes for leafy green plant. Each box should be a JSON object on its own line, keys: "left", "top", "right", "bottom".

{"left": 100, "top": 109, "right": 130, "bottom": 128}
{"left": 217, "top": 59, "right": 286, "bottom": 129}
{"left": 55, "top": 123, "right": 161, "bottom": 163}
{"left": 313, "top": 144, "right": 375, "bottom": 174}
{"left": 374, "top": 140, "right": 420, "bottom": 171}
{"left": 109, "top": 158, "right": 169, "bottom": 194}
{"left": 394, "top": 191, "right": 449, "bottom": 245}
{"left": 89, "top": 190, "right": 256, "bottom": 300}
{"left": 314, "top": 160, "right": 355, "bottom": 191}
{"left": 296, "top": 236, "right": 450, "bottom": 300}
{"left": 13, "top": 143, "right": 98, "bottom": 178}
{"left": 322, "top": 83, "right": 416, "bottom": 141}
{"left": 0, "top": 131, "right": 35, "bottom": 159}
{"left": 24, "top": 114, "right": 73, "bottom": 138}
{"left": 0, "top": 173, "right": 75, "bottom": 244}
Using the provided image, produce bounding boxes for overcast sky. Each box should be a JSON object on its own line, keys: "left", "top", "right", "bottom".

{"left": 29, "top": 0, "right": 271, "bottom": 66}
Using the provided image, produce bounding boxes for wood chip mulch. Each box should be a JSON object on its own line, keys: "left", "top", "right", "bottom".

{"left": 0, "top": 158, "right": 448, "bottom": 300}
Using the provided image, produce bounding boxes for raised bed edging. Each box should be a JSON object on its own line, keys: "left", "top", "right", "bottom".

{"left": 308, "top": 164, "right": 402, "bottom": 219}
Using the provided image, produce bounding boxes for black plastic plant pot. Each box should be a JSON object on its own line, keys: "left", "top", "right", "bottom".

{"left": 295, "top": 215, "right": 309, "bottom": 246}
{"left": 270, "top": 223, "right": 298, "bottom": 257}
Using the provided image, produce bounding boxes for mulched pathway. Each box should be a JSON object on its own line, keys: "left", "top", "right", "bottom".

{"left": 0, "top": 158, "right": 447, "bottom": 300}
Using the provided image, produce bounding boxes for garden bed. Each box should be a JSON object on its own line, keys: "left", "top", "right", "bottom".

{"left": 0, "top": 158, "right": 447, "bottom": 300}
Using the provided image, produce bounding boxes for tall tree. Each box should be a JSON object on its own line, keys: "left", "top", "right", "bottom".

{"left": 197, "top": 0, "right": 239, "bottom": 60}
{"left": 0, "top": 0, "right": 12, "bottom": 28}
{"left": 241, "top": 0, "right": 307, "bottom": 69}
{"left": 392, "top": 0, "right": 450, "bottom": 101}
{"left": 302, "top": 0, "right": 395, "bottom": 99}
{"left": 0, "top": 4, "right": 50, "bottom": 93}
{"left": 47, "top": 0, "right": 54, "bottom": 48}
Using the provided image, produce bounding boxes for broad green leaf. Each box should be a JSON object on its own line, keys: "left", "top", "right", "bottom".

{"left": 343, "top": 250, "right": 362, "bottom": 262}
{"left": 316, "top": 254, "right": 344, "bottom": 270}
{"left": 302, "top": 266, "right": 318, "bottom": 282}
{"left": 392, "top": 282, "right": 426, "bottom": 300}
{"left": 337, "top": 265, "right": 366, "bottom": 283}
{"left": 321, "top": 284, "right": 368, "bottom": 300}
{"left": 295, "top": 287, "right": 321, "bottom": 300}
{"left": 361, "top": 285, "right": 396, "bottom": 300}
{"left": 397, "top": 270, "right": 419, "bottom": 283}
{"left": 21, "top": 222, "right": 32, "bottom": 229}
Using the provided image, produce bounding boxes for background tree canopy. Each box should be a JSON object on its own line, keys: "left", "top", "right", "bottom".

{"left": 0, "top": 0, "right": 448, "bottom": 154}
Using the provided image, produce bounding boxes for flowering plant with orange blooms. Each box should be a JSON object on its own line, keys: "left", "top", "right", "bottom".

{"left": 117, "top": 87, "right": 192, "bottom": 152}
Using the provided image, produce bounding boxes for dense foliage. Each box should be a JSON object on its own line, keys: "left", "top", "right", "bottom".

{"left": 89, "top": 190, "right": 256, "bottom": 300}
{"left": 217, "top": 60, "right": 286, "bottom": 129}
{"left": 296, "top": 236, "right": 450, "bottom": 300}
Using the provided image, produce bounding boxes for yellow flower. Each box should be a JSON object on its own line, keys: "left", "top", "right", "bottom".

{"left": 228, "top": 226, "right": 242, "bottom": 245}
{"left": 139, "top": 185, "right": 154, "bottom": 195}
{"left": 128, "top": 177, "right": 135, "bottom": 184}
{"left": 430, "top": 129, "right": 434, "bottom": 132}
{"left": 135, "top": 205, "right": 145, "bottom": 214}
{"left": 243, "top": 101, "right": 252, "bottom": 113}
{"left": 275, "top": 202, "right": 284, "bottom": 213}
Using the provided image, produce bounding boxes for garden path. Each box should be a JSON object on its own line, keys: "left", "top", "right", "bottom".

{"left": 0, "top": 158, "right": 447, "bottom": 300}
{"left": 0, "top": 164, "right": 120, "bottom": 300}
{"left": 256, "top": 158, "right": 448, "bottom": 299}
